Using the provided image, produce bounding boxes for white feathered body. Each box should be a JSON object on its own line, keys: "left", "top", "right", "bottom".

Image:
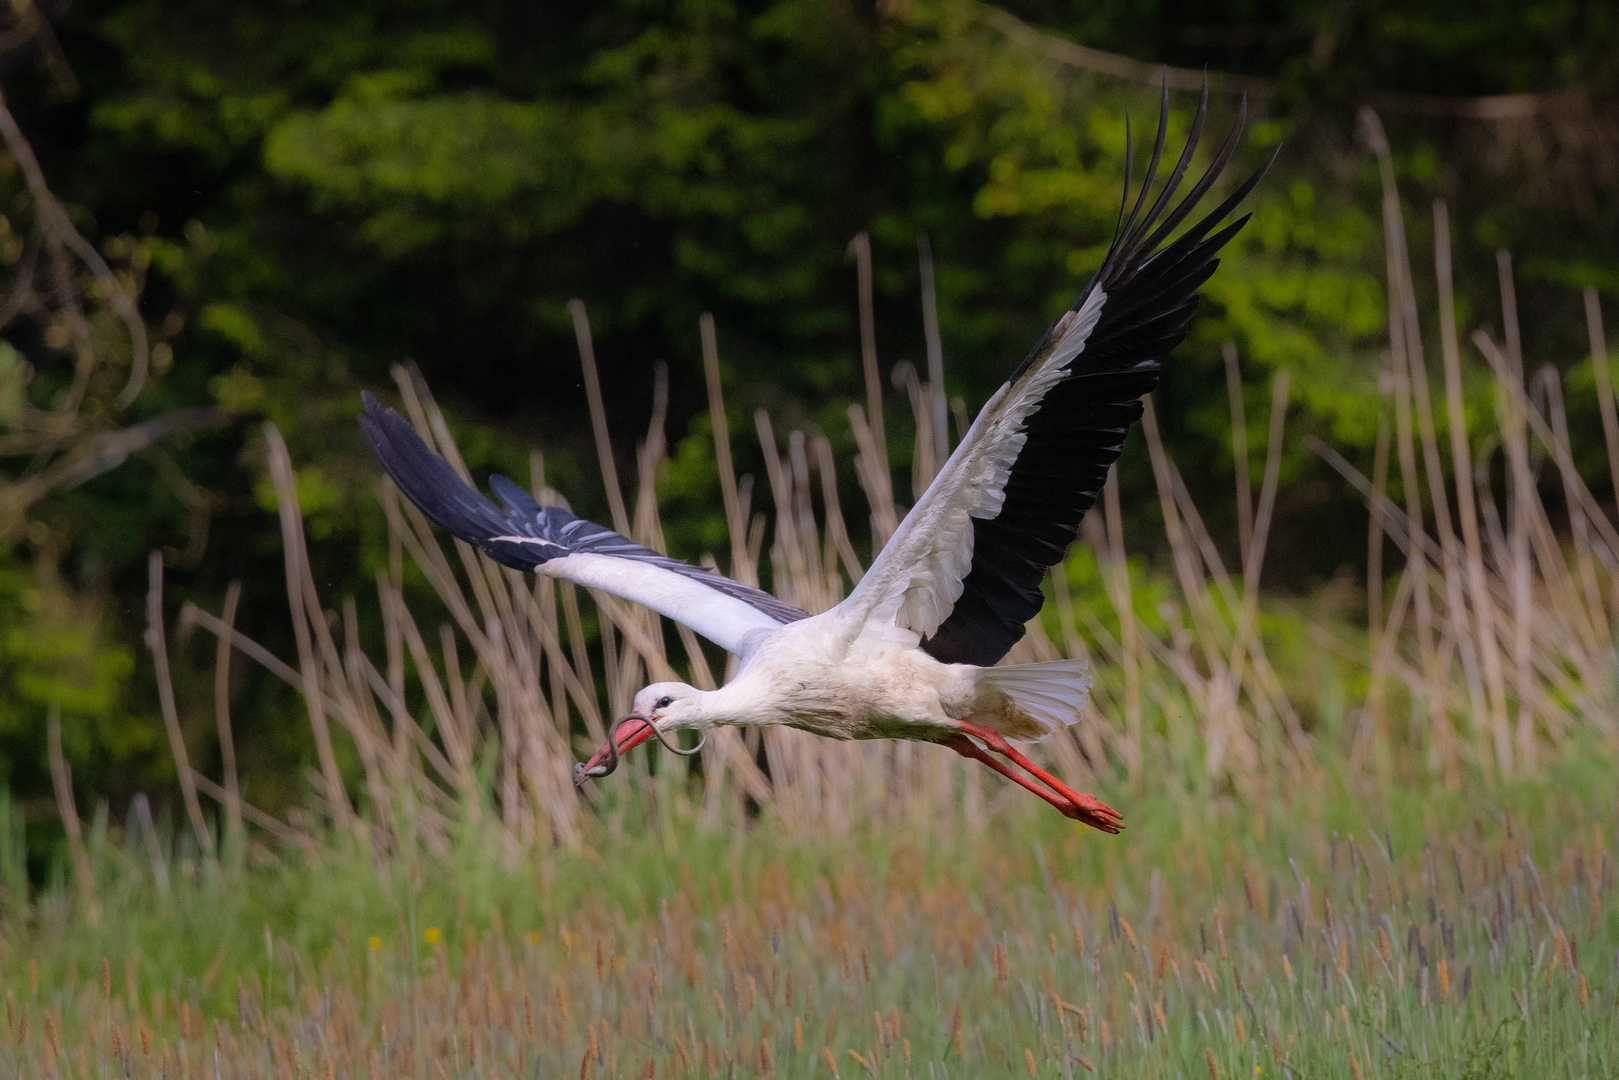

{"left": 705, "top": 613, "right": 1092, "bottom": 744}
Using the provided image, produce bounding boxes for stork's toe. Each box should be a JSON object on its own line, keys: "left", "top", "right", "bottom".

{"left": 1065, "top": 793, "right": 1125, "bottom": 834}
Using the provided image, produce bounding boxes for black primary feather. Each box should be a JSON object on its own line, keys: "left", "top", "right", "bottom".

{"left": 921, "top": 84, "right": 1273, "bottom": 667}
{"left": 359, "top": 393, "right": 809, "bottom": 626}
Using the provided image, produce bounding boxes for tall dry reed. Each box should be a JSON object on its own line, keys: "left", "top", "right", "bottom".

{"left": 141, "top": 114, "right": 1619, "bottom": 861}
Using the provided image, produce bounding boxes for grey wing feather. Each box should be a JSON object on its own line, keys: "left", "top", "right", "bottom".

{"left": 359, "top": 393, "right": 808, "bottom": 627}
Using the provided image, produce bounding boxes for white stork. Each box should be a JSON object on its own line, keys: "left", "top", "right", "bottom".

{"left": 360, "top": 87, "right": 1268, "bottom": 834}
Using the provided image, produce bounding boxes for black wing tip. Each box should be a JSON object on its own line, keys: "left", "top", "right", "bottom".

{"left": 357, "top": 388, "right": 511, "bottom": 550}
{"left": 1091, "top": 83, "right": 1268, "bottom": 315}
{"left": 357, "top": 391, "right": 412, "bottom": 453}
{"left": 1109, "top": 89, "right": 1269, "bottom": 277}
{"left": 1250, "top": 143, "right": 1282, "bottom": 190}
{"left": 489, "top": 473, "right": 547, "bottom": 517}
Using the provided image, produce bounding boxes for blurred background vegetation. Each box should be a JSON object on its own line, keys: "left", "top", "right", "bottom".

{"left": 1, "top": 0, "right": 1617, "bottom": 865}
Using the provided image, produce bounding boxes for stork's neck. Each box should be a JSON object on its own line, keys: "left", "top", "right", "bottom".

{"left": 674, "top": 674, "right": 780, "bottom": 730}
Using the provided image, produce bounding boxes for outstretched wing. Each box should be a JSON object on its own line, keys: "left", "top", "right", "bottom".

{"left": 841, "top": 84, "right": 1270, "bottom": 666}
{"left": 360, "top": 393, "right": 807, "bottom": 655}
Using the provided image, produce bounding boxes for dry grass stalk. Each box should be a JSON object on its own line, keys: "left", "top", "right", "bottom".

{"left": 918, "top": 235, "right": 949, "bottom": 484}
{"left": 1434, "top": 198, "right": 1509, "bottom": 781}
{"left": 213, "top": 580, "right": 244, "bottom": 849}
{"left": 145, "top": 551, "right": 211, "bottom": 852}
{"left": 130, "top": 132, "right": 1619, "bottom": 853}
{"left": 1584, "top": 289, "right": 1619, "bottom": 502}
{"left": 46, "top": 705, "right": 95, "bottom": 922}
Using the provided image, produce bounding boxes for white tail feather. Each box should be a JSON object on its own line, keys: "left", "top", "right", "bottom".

{"left": 973, "top": 659, "right": 1092, "bottom": 743}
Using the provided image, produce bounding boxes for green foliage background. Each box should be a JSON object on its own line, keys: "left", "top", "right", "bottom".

{"left": 3, "top": 0, "right": 1619, "bottom": 855}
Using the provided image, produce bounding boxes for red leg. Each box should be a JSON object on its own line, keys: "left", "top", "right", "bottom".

{"left": 952, "top": 721, "right": 1124, "bottom": 833}
{"left": 940, "top": 734, "right": 1091, "bottom": 822}
{"left": 941, "top": 734, "right": 1122, "bottom": 834}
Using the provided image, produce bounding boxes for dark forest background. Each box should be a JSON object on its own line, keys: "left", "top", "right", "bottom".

{"left": 2, "top": 0, "right": 1618, "bottom": 857}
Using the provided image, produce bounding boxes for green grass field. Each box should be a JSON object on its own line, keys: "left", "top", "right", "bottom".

{"left": 4, "top": 746, "right": 1615, "bottom": 1079}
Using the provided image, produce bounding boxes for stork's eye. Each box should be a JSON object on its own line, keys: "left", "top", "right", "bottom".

{"left": 654, "top": 695, "right": 674, "bottom": 710}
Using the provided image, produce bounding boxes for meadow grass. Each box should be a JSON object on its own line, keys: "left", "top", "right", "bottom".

{"left": 3, "top": 745, "right": 1615, "bottom": 1079}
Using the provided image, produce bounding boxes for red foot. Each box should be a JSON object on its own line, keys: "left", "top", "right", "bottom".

{"left": 942, "top": 722, "right": 1124, "bottom": 834}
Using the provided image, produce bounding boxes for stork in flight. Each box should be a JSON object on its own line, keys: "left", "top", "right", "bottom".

{"left": 361, "top": 87, "right": 1268, "bottom": 834}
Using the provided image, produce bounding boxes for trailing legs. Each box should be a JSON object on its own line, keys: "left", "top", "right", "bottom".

{"left": 941, "top": 721, "right": 1123, "bottom": 833}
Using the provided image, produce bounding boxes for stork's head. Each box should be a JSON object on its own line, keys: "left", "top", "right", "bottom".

{"left": 633, "top": 682, "right": 710, "bottom": 727}
{"left": 573, "top": 682, "right": 708, "bottom": 787}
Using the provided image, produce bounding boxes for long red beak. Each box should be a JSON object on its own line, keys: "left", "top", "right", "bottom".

{"left": 574, "top": 714, "right": 659, "bottom": 787}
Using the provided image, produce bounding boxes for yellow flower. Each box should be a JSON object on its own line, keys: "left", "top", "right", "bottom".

{"left": 527, "top": 931, "right": 539, "bottom": 946}
{"left": 368, "top": 936, "right": 382, "bottom": 951}
{"left": 425, "top": 927, "right": 442, "bottom": 945}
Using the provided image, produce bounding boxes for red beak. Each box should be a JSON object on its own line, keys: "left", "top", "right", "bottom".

{"left": 574, "top": 713, "right": 659, "bottom": 787}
